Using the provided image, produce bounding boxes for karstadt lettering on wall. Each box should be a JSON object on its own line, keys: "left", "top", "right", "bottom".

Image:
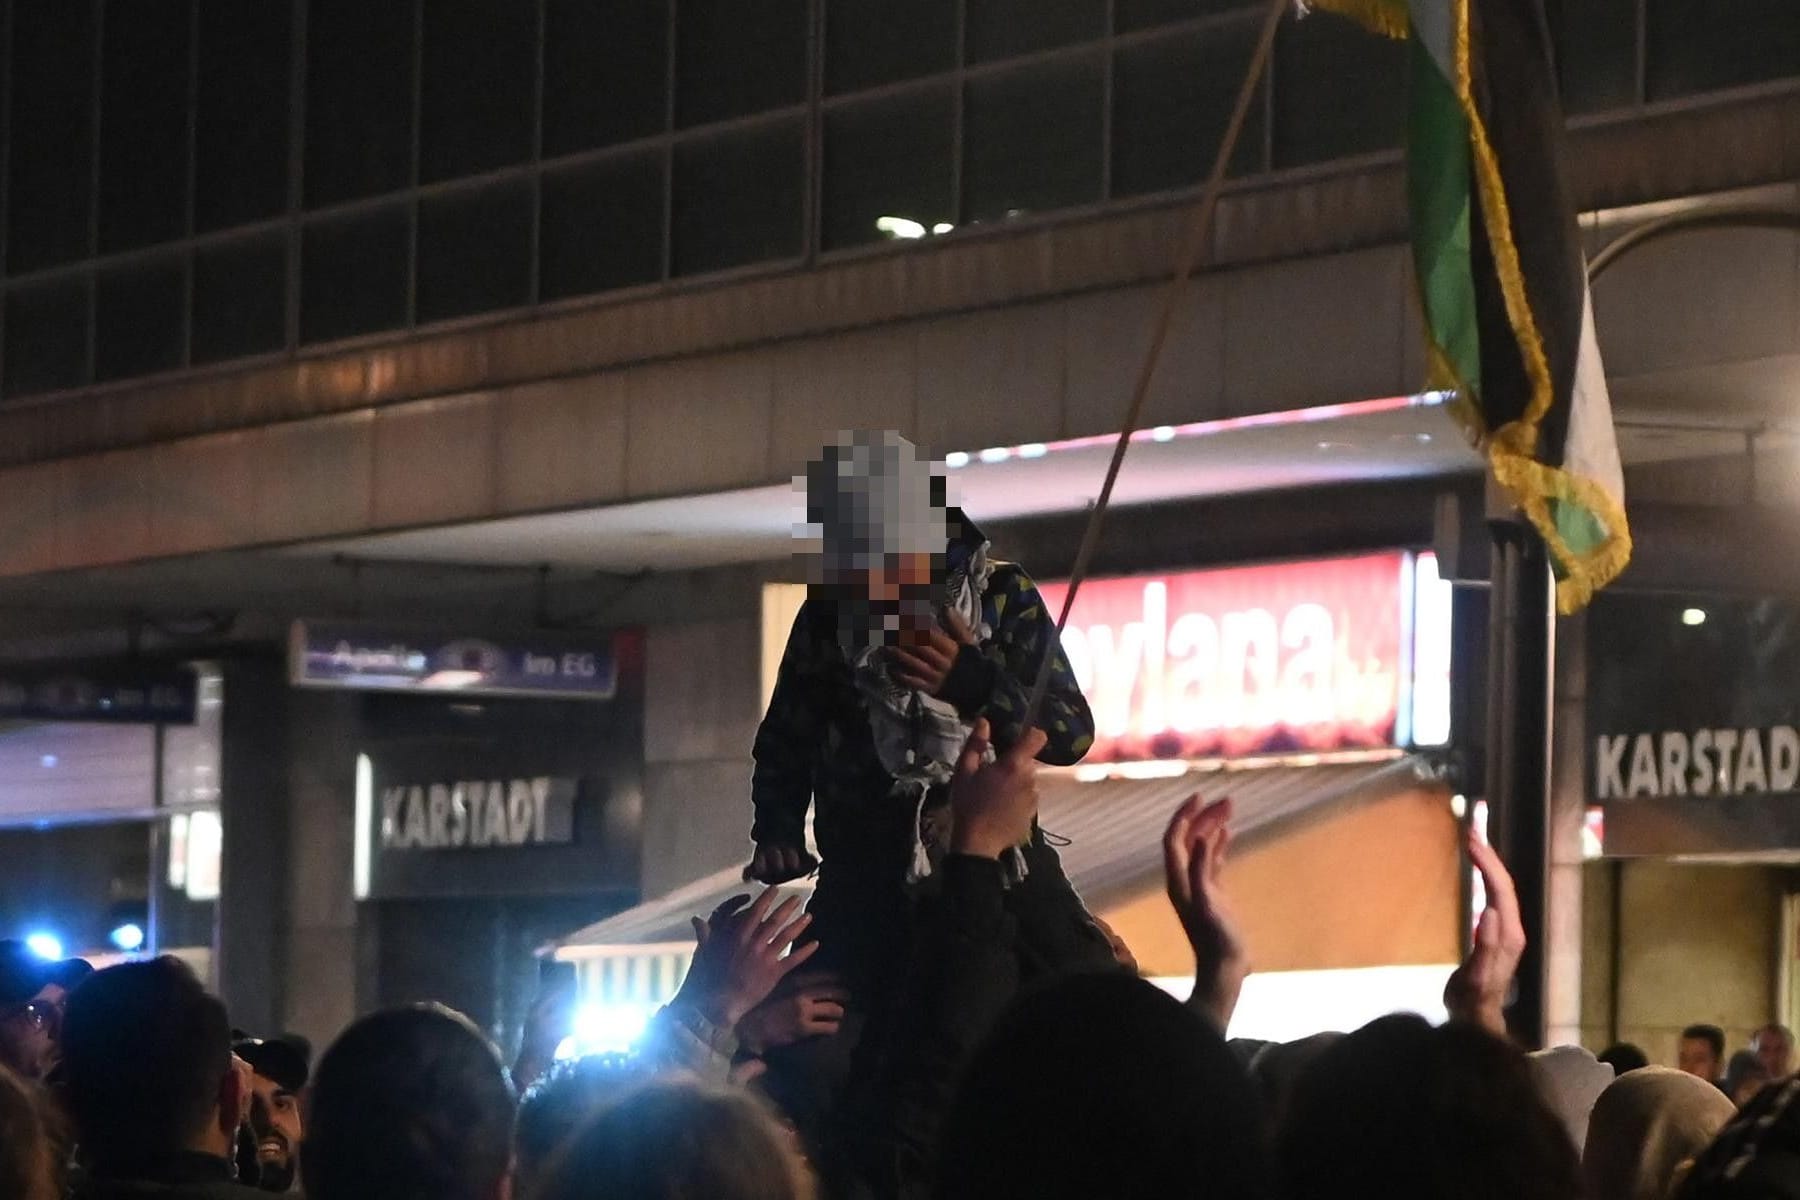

{"left": 379, "top": 777, "right": 577, "bottom": 850}
{"left": 1595, "top": 727, "right": 1800, "bottom": 801}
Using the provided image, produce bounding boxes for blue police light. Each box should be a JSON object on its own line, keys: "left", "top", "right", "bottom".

{"left": 24, "top": 933, "right": 62, "bottom": 961}
{"left": 110, "top": 923, "right": 146, "bottom": 952}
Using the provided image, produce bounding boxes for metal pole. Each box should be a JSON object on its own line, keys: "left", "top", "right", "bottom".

{"left": 1484, "top": 515, "right": 1554, "bottom": 1047}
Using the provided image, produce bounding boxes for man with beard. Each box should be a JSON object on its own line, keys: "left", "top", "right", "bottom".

{"left": 232, "top": 1036, "right": 307, "bottom": 1193}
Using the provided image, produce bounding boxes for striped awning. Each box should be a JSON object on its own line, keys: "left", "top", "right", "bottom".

{"left": 555, "top": 752, "right": 1445, "bottom": 970}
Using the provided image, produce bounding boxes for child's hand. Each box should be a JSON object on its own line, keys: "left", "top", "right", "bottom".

{"left": 891, "top": 608, "right": 976, "bottom": 696}
{"left": 745, "top": 842, "right": 819, "bottom": 884}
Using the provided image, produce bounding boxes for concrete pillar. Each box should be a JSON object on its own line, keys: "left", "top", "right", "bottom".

{"left": 280, "top": 687, "right": 365, "bottom": 1050}
{"left": 641, "top": 613, "right": 766, "bottom": 898}
{"left": 216, "top": 659, "right": 290, "bottom": 1037}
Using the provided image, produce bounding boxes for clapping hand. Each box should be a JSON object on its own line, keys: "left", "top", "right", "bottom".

{"left": 1163, "top": 794, "right": 1248, "bottom": 1033}
{"left": 1443, "top": 829, "right": 1525, "bottom": 1038}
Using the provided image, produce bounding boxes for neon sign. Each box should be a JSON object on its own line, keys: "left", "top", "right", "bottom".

{"left": 1038, "top": 553, "right": 1436, "bottom": 763}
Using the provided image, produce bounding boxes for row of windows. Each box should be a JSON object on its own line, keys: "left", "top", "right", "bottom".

{"left": 1, "top": 0, "right": 1798, "bottom": 398}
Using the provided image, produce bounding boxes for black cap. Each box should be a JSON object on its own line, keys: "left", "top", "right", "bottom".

{"left": 0, "top": 940, "right": 54, "bottom": 1008}
{"left": 234, "top": 1035, "right": 310, "bottom": 1092}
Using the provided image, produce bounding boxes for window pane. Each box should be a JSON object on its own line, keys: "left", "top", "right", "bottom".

{"left": 963, "top": 56, "right": 1104, "bottom": 223}
{"left": 1554, "top": 0, "right": 1638, "bottom": 114}
{"left": 675, "top": 0, "right": 807, "bottom": 128}
{"left": 416, "top": 182, "right": 533, "bottom": 322}
{"left": 540, "top": 152, "right": 665, "bottom": 299}
{"left": 825, "top": 0, "right": 956, "bottom": 94}
{"left": 1646, "top": 0, "right": 1800, "bottom": 100}
{"left": 420, "top": 0, "right": 536, "bottom": 182}
{"left": 99, "top": 0, "right": 191, "bottom": 253}
{"left": 544, "top": 0, "right": 669, "bottom": 156}
{"left": 1114, "top": 26, "right": 1264, "bottom": 197}
{"left": 967, "top": 0, "right": 1105, "bottom": 64}
{"left": 3, "top": 279, "right": 90, "bottom": 396}
{"left": 192, "top": 234, "right": 287, "bottom": 364}
{"left": 305, "top": 0, "right": 415, "bottom": 207}
{"left": 300, "top": 205, "right": 410, "bottom": 343}
{"left": 95, "top": 256, "right": 186, "bottom": 381}
{"left": 6, "top": 0, "right": 96, "bottom": 272}
{"left": 822, "top": 85, "right": 954, "bottom": 251}
{"left": 672, "top": 119, "right": 804, "bottom": 275}
{"left": 196, "top": 0, "right": 293, "bottom": 231}
{"left": 1117, "top": 0, "right": 1258, "bottom": 32}
{"left": 1271, "top": 13, "right": 1404, "bottom": 168}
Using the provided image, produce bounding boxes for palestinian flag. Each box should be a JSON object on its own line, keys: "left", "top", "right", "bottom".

{"left": 1308, "top": 0, "right": 1630, "bottom": 613}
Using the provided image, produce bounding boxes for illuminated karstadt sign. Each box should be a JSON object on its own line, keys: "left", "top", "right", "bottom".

{"left": 1037, "top": 552, "right": 1448, "bottom": 764}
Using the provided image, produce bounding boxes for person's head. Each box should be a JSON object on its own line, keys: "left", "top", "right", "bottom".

{"left": 1279, "top": 1014, "right": 1579, "bottom": 1200}
{"left": 804, "top": 431, "right": 948, "bottom": 641}
{"left": 534, "top": 1077, "right": 811, "bottom": 1200}
{"left": 1680, "top": 1024, "right": 1727, "bottom": 1081}
{"left": 59, "top": 956, "right": 248, "bottom": 1172}
{"left": 1756, "top": 1024, "right": 1796, "bottom": 1080}
{"left": 0, "top": 942, "right": 59, "bottom": 1082}
{"left": 515, "top": 1053, "right": 646, "bottom": 1196}
{"left": 234, "top": 1035, "right": 310, "bottom": 1192}
{"left": 1584, "top": 1066, "right": 1737, "bottom": 1200}
{"left": 1725, "top": 1049, "right": 1773, "bottom": 1109}
{"left": 1599, "top": 1042, "right": 1651, "bottom": 1076}
{"left": 302, "top": 1003, "right": 514, "bottom": 1200}
{"left": 938, "top": 972, "right": 1270, "bottom": 1200}
{"left": 0, "top": 1062, "right": 59, "bottom": 1200}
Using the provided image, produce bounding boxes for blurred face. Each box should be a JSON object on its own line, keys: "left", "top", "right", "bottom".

{"left": 0, "top": 998, "right": 57, "bottom": 1081}
{"left": 247, "top": 1073, "right": 303, "bottom": 1192}
{"left": 1757, "top": 1028, "right": 1795, "bottom": 1079}
{"left": 840, "top": 553, "right": 937, "bottom": 643}
{"left": 1679, "top": 1037, "right": 1721, "bottom": 1081}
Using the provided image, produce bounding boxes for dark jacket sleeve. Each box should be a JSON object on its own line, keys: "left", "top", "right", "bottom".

{"left": 749, "top": 604, "right": 821, "bottom": 847}
{"left": 937, "top": 565, "right": 1095, "bottom": 765}
{"left": 847, "top": 855, "right": 1021, "bottom": 1199}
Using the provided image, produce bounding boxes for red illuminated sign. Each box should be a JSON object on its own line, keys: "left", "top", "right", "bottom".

{"left": 1037, "top": 553, "right": 1409, "bottom": 763}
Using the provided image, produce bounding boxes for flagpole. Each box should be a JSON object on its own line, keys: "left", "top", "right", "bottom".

{"left": 1483, "top": 494, "right": 1554, "bottom": 1049}
{"left": 1021, "top": 0, "right": 1291, "bottom": 730}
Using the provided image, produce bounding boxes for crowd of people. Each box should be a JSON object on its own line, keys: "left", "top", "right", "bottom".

{"left": 1, "top": 718, "right": 1798, "bottom": 1199}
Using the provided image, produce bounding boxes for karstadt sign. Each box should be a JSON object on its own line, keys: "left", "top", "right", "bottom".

{"left": 1588, "top": 593, "right": 1800, "bottom": 856}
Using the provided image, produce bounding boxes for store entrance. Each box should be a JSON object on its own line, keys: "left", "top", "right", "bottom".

{"left": 0, "top": 815, "right": 217, "bottom": 977}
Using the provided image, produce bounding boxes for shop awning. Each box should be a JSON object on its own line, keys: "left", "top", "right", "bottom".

{"left": 554, "top": 752, "right": 1443, "bottom": 962}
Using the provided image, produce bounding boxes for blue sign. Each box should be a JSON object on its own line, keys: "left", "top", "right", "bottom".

{"left": 0, "top": 665, "right": 197, "bottom": 724}
{"left": 289, "top": 621, "right": 622, "bottom": 700}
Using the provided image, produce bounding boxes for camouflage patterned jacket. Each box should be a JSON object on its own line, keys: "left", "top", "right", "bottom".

{"left": 750, "top": 520, "right": 1094, "bottom": 872}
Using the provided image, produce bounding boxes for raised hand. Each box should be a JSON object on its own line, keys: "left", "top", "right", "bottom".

{"left": 1163, "top": 794, "right": 1248, "bottom": 1032}
{"left": 947, "top": 718, "right": 1047, "bottom": 860}
{"left": 1443, "top": 828, "right": 1525, "bottom": 1038}
{"left": 679, "top": 886, "right": 821, "bottom": 1030}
